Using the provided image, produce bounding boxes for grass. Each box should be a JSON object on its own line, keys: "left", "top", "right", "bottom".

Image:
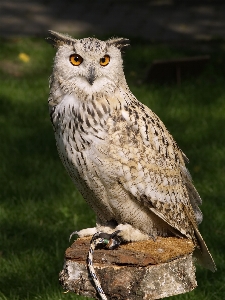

{"left": 0, "top": 36, "right": 224, "bottom": 299}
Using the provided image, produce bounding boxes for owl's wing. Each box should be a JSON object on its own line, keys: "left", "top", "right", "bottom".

{"left": 105, "top": 96, "right": 216, "bottom": 271}
{"left": 106, "top": 97, "right": 199, "bottom": 235}
{"left": 107, "top": 95, "right": 216, "bottom": 271}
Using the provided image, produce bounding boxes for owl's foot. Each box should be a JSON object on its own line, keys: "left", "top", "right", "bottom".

{"left": 69, "top": 227, "right": 98, "bottom": 241}
{"left": 115, "top": 223, "right": 150, "bottom": 242}
{"left": 69, "top": 223, "right": 151, "bottom": 243}
{"left": 69, "top": 225, "right": 117, "bottom": 241}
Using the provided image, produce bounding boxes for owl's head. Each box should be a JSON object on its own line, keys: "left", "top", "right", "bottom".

{"left": 47, "top": 31, "right": 130, "bottom": 97}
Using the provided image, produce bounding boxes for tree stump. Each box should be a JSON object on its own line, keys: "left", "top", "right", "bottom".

{"left": 59, "top": 237, "right": 197, "bottom": 299}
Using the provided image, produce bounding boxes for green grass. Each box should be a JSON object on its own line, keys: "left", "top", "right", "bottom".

{"left": 0, "top": 36, "right": 224, "bottom": 299}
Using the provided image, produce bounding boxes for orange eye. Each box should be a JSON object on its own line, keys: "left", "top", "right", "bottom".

{"left": 100, "top": 55, "right": 110, "bottom": 66}
{"left": 69, "top": 54, "right": 83, "bottom": 66}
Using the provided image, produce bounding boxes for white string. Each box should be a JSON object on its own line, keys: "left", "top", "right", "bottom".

{"left": 87, "top": 236, "right": 109, "bottom": 300}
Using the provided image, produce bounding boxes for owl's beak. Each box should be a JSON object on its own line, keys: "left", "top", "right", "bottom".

{"left": 87, "top": 66, "right": 96, "bottom": 85}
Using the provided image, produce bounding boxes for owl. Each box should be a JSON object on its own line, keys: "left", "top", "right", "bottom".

{"left": 46, "top": 30, "right": 216, "bottom": 272}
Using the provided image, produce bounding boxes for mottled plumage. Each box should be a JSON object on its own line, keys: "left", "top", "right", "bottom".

{"left": 46, "top": 30, "right": 216, "bottom": 271}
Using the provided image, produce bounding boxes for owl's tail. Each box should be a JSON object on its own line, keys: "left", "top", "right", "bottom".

{"left": 193, "top": 225, "right": 217, "bottom": 272}
{"left": 183, "top": 204, "right": 216, "bottom": 272}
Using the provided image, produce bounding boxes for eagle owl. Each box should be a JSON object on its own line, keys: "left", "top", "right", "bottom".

{"left": 46, "top": 30, "right": 216, "bottom": 272}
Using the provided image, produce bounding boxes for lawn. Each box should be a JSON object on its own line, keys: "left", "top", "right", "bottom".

{"left": 0, "top": 36, "right": 224, "bottom": 300}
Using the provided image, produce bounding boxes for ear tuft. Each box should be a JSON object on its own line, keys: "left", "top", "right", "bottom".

{"left": 106, "top": 37, "right": 130, "bottom": 51}
{"left": 46, "top": 30, "right": 76, "bottom": 48}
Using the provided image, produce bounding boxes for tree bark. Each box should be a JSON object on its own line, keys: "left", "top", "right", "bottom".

{"left": 59, "top": 237, "right": 197, "bottom": 299}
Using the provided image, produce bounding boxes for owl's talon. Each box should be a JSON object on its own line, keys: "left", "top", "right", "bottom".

{"left": 69, "top": 231, "right": 78, "bottom": 242}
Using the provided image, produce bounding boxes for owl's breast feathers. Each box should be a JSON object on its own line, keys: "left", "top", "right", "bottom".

{"left": 50, "top": 87, "right": 202, "bottom": 237}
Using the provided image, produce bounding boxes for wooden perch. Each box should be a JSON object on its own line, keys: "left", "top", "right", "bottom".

{"left": 59, "top": 237, "right": 197, "bottom": 299}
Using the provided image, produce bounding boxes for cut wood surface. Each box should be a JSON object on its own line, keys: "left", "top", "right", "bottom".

{"left": 59, "top": 237, "right": 197, "bottom": 299}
